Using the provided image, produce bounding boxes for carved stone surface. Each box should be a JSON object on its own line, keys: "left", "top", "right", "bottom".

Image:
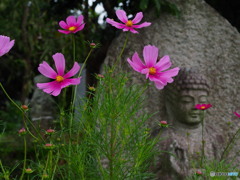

{"left": 152, "top": 68, "right": 225, "bottom": 178}
{"left": 103, "top": 0, "right": 240, "bottom": 177}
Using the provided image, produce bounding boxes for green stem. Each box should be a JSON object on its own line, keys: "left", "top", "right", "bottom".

{"left": 41, "top": 151, "right": 50, "bottom": 180}
{"left": 49, "top": 150, "right": 53, "bottom": 178}
{"left": 67, "top": 48, "right": 93, "bottom": 180}
{"left": 220, "top": 128, "right": 240, "bottom": 161}
{"left": 0, "top": 83, "right": 45, "bottom": 143}
{"left": 112, "top": 32, "right": 129, "bottom": 70}
{"left": 72, "top": 34, "right": 76, "bottom": 62}
{"left": 70, "top": 48, "right": 93, "bottom": 124}
{"left": 200, "top": 112, "right": 205, "bottom": 168}
{"left": 20, "top": 136, "right": 27, "bottom": 180}
{"left": 51, "top": 149, "right": 60, "bottom": 180}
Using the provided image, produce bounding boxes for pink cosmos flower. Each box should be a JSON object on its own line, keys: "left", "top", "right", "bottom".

{"left": 195, "top": 104, "right": 212, "bottom": 110}
{"left": 37, "top": 53, "right": 81, "bottom": 96}
{"left": 58, "top": 15, "right": 85, "bottom": 34}
{"left": 0, "top": 35, "right": 15, "bottom": 57}
{"left": 106, "top": 10, "right": 151, "bottom": 33}
{"left": 234, "top": 112, "right": 240, "bottom": 118}
{"left": 127, "top": 45, "right": 180, "bottom": 89}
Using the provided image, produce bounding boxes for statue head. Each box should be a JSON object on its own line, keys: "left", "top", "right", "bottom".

{"left": 164, "top": 68, "right": 210, "bottom": 127}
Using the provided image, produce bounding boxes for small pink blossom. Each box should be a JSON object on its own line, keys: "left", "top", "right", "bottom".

{"left": 106, "top": 10, "right": 151, "bottom": 33}
{"left": 0, "top": 35, "right": 15, "bottom": 57}
{"left": 160, "top": 121, "right": 167, "bottom": 125}
{"left": 127, "top": 45, "right": 180, "bottom": 89}
{"left": 234, "top": 112, "right": 240, "bottom": 118}
{"left": 196, "top": 170, "right": 202, "bottom": 175}
{"left": 58, "top": 15, "right": 85, "bottom": 34}
{"left": 18, "top": 128, "right": 27, "bottom": 135}
{"left": 160, "top": 121, "right": 169, "bottom": 127}
{"left": 37, "top": 53, "right": 81, "bottom": 96}
{"left": 45, "top": 143, "right": 53, "bottom": 147}
{"left": 195, "top": 104, "right": 212, "bottom": 110}
{"left": 46, "top": 129, "right": 55, "bottom": 134}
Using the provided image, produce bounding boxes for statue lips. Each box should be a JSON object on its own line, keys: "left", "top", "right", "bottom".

{"left": 189, "top": 112, "right": 201, "bottom": 118}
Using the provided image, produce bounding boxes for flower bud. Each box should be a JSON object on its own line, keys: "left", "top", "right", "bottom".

{"left": 25, "top": 168, "right": 33, "bottom": 174}
{"left": 159, "top": 121, "right": 168, "bottom": 128}
{"left": 97, "top": 74, "right": 104, "bottom": 78}
{"left": 46, "top": 129, "right": 55, "bottom": 134}
{"left": 196, "top": 170, "right": 202, "bottom": 176}
{"left": 21, "top": 105, "right": 28, "bottom": 110}
{"left": 18, "top": 128, "right": 27, "bottom": 135}
{"left": 88, "top": 86, "right": 96, "bottom": 91}
{"left": 44, "top": 143, "right": 55, "bottom": 150}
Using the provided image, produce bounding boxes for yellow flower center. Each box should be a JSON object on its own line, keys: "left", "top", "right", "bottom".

{"left": 68, "top": 26, "right": 76, "bottom": 31}
{"left": 56, "top": 75, "right": 64, "bottom": 82}
{"left": 125, "top": 20, "right": 133, "bottom": 27}
{"left": 149, "top": 67, "right": 157, "bottom": 75}
{"left": 200, "top": 106, "right": 206, "bottom": 109}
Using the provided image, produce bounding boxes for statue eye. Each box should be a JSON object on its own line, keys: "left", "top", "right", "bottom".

{"left": 180, "top": 97, "right": 193, "bottom": 103}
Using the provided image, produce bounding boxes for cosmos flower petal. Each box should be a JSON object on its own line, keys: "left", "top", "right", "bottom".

{"left": 234, "top": 112, "right": 240, "bottom": 118}
{"left": 116, "top": 10, "right": 128, "bottom": 23}
{"left": 51, "top": 88, "right": 62, "bottom": 96}
{"left": 143, "top": 45, "right": 158, "bottom": 67}
{"left": 127, "top": 58, "right": 142, "bottom": 73}
{"left": 158, "top": 67, "right": 180, "bottom": 78}
{"left": 132, "top": 12, "right": 143, "bottom": 24}
{"left": 155, "top": 55, "right": 172, "bottom": 71}
{"left": 6, "top": 40, "right": 15, "bottom": 52}
{"left": 39, "top": 81, "right": 62, "bottom": 96}
{"left": 132, "top": 22, "right": 151, "bottom": 28}
{"left": 0, "top": 36, "right": 9, "bottom": 50}
{"left": 153, "top": 75, "right": 173, "bottom": 84}
{"left": 140, "top": 68, "right": 150, "bottom": 79}
{"left": 64, "top": 62, "right": 80, "bottom": 78}
{"left": 38, "top": 61, "right": 57, "bottom": 79}
{"left": 58, "top": 30, "right": 72, "bottom": 34}
{"left": 0, "top": 35, "right": 15, "bottom": 57}
{"left": 77, "top": 15, "right": 84, "bottom": 24}
{"left": 61, "top": 78, "right": 81, "bottom": 88}
{"left": 59, "top": 21, "right": 68, "bottom": 29}
{"left": 106, "top": 18, "right": 125, "bottom": 29}
{"left": 74, "top": 23, "right": 85, "bottom": 32}
{"left": 53, "top": 53, "right": 65, "bottom": 76}
{"left": 129, "top": 29, "right": 139, "bottom": 33}
{"left": 154, "top": 81, "right": 165, "bottom": 90}
{"left": 132, "top": 52, "right": 145, "bottom": 68}
{"left": 66, "top": 16, "right": 76, "bottom": 26}
{"left": 37, "top": 82, "right": 55, "bottom": 89}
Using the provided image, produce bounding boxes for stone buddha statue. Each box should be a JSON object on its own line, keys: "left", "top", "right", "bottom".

{"left": 165, "top": 68, "right": 210, "bottom": 129}
{"left": 154, "top": 68, "right": 225, "bottom": 179}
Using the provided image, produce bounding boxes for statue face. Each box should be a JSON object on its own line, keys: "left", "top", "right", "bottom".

{"left": 176, "top": 89, "right": 208, "bottom": 125}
